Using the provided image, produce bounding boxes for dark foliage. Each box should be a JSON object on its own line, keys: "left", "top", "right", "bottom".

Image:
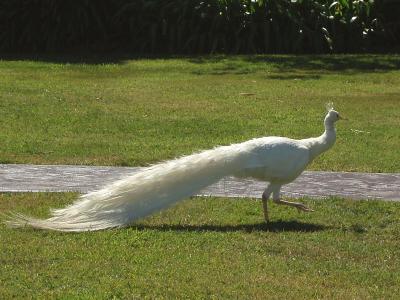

{"left": 0, "top": 0, "right": 397, "bottom": 54}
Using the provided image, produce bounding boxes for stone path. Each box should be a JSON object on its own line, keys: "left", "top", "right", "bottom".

{"left": 0, "top": 164, "right": 399, "bottom": 201}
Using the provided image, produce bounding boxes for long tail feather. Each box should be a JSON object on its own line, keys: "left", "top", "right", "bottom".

{"left": 5, "top": 144, "right": 245, "bottom": 232}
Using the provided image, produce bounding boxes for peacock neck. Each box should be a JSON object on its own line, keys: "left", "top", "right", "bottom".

{"left": 302, "top": 122, "right": 336, "bottom": 161}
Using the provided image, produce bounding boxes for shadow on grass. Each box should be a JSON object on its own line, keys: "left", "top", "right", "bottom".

{"left": 132, "top": 220, "right": 328, "bottom": 233}
{"left": 1, "top": 53, "right": 399, "bottom": 74}
{"left": 0, "top": 53, "right": 139, "bottom": 65}
{"left": 189, "top": 54, "right": 400, "bottom": 73}
{"left": 243, "top": 55, "right": 400, "bottom": 72}
{"left": 266, "top": 74, "right": 322, "bottom": 80}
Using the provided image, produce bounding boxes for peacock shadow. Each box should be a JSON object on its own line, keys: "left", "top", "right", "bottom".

{"left": 131, "top": 220, "right": 328, "bottom": 233}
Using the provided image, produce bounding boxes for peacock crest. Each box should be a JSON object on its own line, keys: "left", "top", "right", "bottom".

{"left": 325, "top": 102, "right": 335, "bottom": 112}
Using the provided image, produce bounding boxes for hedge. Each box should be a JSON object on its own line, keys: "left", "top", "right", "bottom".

{"left": 0, "top": 0, "right": 398, "bottom": 54}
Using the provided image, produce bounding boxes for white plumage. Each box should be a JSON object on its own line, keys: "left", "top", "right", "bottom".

{"left": 6, "top": 109, "right": 342, "bottom": 232}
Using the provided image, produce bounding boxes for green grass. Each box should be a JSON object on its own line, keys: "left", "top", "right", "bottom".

{"left": 1, "top": 55, "right": 399, "bottom": 297}
{"left": 1, "top": 193, "right": 400, "bottom": 299}
{"left": 0, "top": 55, "right": 399, "bottom": 172}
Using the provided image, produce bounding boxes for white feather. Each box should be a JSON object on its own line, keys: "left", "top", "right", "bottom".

{"left": 5, "top": 110, "right": 341, "bottom": 232}
{"left": 325, "top": 102, "right": 334, "bottom": 112}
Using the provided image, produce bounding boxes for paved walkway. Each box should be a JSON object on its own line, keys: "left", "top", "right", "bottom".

{"left": 0, "top": 164, "right": 399, "bottom": 201}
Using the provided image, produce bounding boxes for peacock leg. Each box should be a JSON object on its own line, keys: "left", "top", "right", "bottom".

{"left": 271, "top": 185, "right": 314, "bottom": 212}
{"left": 261, "top": 185, "right": 273, "bottom": 223}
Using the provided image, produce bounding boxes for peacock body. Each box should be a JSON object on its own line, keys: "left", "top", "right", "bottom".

{"left": 6, "top": 109, "right": 342, "bottom": 231}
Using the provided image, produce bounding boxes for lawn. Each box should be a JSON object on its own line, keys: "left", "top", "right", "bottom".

{"left": 0, "top": 54, "right": 399, "bottom": 172}
{"left": 1, "top": 193, "right": 400, "bottom": 299}
{"left": 1, "top": 55, "right": 399, "bottom": 299}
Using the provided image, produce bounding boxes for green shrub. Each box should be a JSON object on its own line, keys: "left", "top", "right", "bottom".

{"left": 374, "top": 0, "right": 400, "bottom": 50}
{"left": 0, "top": 0, "right": 392, "bottom": 54}
{"left": 0, "top": 0, "right": 115, "bottom": 52}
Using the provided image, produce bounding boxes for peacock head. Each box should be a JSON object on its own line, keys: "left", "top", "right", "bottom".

{"left": 324, "top": 102, "right": 345, "bottom": 126}
{"left": 324, "top": 109, "right": 346, "bottom": 130}
{"left": 326, "top": 109, "right": 341, "bottom": 122}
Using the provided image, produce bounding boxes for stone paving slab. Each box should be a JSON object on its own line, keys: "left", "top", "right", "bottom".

{"left": 0, "top": 164, "right": 399, "bottom": 201}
